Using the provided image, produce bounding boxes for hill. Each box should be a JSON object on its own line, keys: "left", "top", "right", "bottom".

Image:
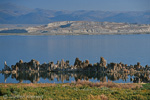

{"left": 0, "top": 3, "right": 150, "bottom": 24}
{"left": 0, "top": 21, "right": 150, "bottom": 35}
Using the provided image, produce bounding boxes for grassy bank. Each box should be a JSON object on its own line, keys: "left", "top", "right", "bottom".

{"left": 0, "top": 81, "right": 150, "bottom": 100}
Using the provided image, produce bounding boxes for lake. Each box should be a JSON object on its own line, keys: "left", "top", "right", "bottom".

{"left": 0, "top": 34, "right": 150, "bottom": 83}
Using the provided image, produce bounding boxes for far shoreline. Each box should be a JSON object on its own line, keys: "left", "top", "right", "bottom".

{"left": 0, "top": 32, "right": 150, "bottom": 36}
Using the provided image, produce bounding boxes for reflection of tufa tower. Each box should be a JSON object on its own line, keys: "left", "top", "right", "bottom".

{"left": 4, "top": 77, "right": 6, "bottom": 83}
{"left": 61, "top": 74, "right": 64, "bottom": 83}
{"left": 4, "top": 61, "right": 7, "bottom": 70}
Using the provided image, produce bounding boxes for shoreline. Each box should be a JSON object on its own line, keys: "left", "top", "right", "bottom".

{"left": 2, "top": 57, "right": 150, "bottom": 73}
{"left": 0, "top": 82, "right": 145, "bottom": 85}
{"left": 0, "top": 32, "right": 150, "bottom": 36}
{"left": 1, "top": 57, "right": 150, "bottom": 83}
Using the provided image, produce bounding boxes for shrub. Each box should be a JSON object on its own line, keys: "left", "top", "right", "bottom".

{"left": 87, "top": 94, "right": 108, "bottom": 100}
{"left": 0, "top": 88, "right": 8, "bottom": 96}
{"left": 101, "top": 87, "right": 109, "bottom": 91}
{"left": 142, "top": 83, "right": 150, "bottom": 90}
{"left": 131, "top": 95, "right": 147, "bottom": 100}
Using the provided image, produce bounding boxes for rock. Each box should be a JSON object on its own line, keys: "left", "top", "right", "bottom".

{"left": 15, "top": 65, "right": 19, "bottom": 71}
{"left": 50, "top": 62, "right": 55, "bottom": 70}
{"left": 98, "top": 57, "right": 107, "bottom": 72}
{"left": 130, "top": 68, "right": 135, "bottom": 73}
{"left": 29, "top": 59, "right": 40, "bottom": 70}
{"left": 3, "top": 61, "right": 11, "bottom": 71}
{"left": 74, "top": 58, "right": 80, "bottom": 65}
{"left": 1, "top": 57, "right": 149, "bottom": 74}
{"left": 11, "top": 65, "right": 15, "bottom": 70}
{"left": 36, "top": 61, "right": 40, "bottom": 66}
{"left": 100, "top": 57, "right": 107, "bottom": 67}
{"left": 130, "top": 78, "right": 133, "bottom": 81}
{"left": 145, "top": 65, "right": 148, "bottom": 68}
{"left": 29, "top": 66, "right": 32, "bottom": 71}
{"left": 47, "top": 63, "right": 51, "bottom": 71}
{"left": 66, "top": 60, "right": 70, "bottom": 67}
{"left": 134, "top": 62, "right": 142, "bottom": 70}
{"left": 85, "top": 60, "right": 89, "bottom": 65}
{"left": 40, "top": 63, "right": 47, "bottom": 70}
{"left": 74, "top": 58, "right": 82, "bottom": 68}
{"left": 117, "top": 64, "right": 122, "bottom": 70}
{"left": 129, "top": 65, "right": 134, "bottom": 68}
{"left": 60, "top": 59, "right": 65, "bottom": 68}
{"left": 56, "top": 61, "right": 59, "bottom": 65}
{"left": 137, "top": 62, "right": 140, "bottom": 66}
{"left": 108, "top": 63, "right": 117, "bottom": 71}
{"left": 54, "top": 65, "right": 58, "bottom": 69}
{"left": 125, "top": 64, "right": 128, "bottom": 67}
{"left": 81, "top": 61, "right": 88, "bottom": 69}
{"left": 88, "top": 64, "right": 93, "bottom": 67}
{"left": 19, "top": 59, "right": 23, "bottom": 64}
{"left": 37, "top": 66, "right": 40, "bottom": 71}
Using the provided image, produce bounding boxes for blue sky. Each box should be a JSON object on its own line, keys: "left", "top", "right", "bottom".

{"left": 0, "top": 0, "right": 150, "bottom": 11}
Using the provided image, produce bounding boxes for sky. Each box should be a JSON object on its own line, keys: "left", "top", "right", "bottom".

{"left": 0, "top": 0, "right": 150, "bottom": 11}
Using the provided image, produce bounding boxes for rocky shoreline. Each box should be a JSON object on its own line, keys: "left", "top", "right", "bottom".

{"left": 1, "top": 57, "right": 150, "bottom": 74}
{"left": 1, "top": 57, "right": 150, "bottom": 83}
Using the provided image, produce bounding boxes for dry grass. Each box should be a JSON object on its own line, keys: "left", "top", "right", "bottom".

{"left": 87, "top": 94, "right": 108, "bottom": 100}
{"left": 71, "top": 79, "right": 142, "bottom": 89}
{"left": 0, "top": 81, "right": 142, "bottom": 89}
{"left": 0, "top": 83, "right": 56, "bottom": 88}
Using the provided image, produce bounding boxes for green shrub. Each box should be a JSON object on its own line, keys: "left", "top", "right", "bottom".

{"left": 142, "top": 83, "right": 150, "bottom": 90}
{"left": 111, "top": 91, "right": 120, "bottom": 95}
{"left": 101, "top": 87, "right": 109, "bottom": 91}
{"left": 131, "top": 95, "right": 147, "bottom": 100}
{"left": 0, "top": 88, "right": 8, "bottom": 96}
{"left": 79, "top": 85, "right": 89, "bottom": 89}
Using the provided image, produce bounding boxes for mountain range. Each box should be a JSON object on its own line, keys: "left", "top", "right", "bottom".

{"left": 0, "top": 3, "right": 150, "bottom": 24}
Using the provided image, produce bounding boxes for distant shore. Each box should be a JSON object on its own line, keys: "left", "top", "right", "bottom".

{"left": 0, "top": 21, "right": 150, "bottom": 35}
{"left": 0, "top": 32, "right": 150, "bottom": 36}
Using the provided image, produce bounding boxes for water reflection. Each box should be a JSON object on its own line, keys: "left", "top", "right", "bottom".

{"left": 1, "top": 72, "right": 150, "bottom": 83}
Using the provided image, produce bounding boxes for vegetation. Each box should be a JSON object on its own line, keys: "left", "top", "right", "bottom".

{"left": 0, "top": 81, "right": 149, "bottom": 100}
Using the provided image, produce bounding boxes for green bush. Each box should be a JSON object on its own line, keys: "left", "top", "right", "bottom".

{"left": 131, "top": 95, "right": 147, "bottom": 100}
{"left": 111, "top": 91, "right": 120, "bottom": 95}
{"left": 142, "top": 83, "right": 150, "bottom": 90}
{"left": 101, "top": 87, "right": 109, "bottom": 91}
{"left": 0, "top": 88, "right": 8, "bottom": 96}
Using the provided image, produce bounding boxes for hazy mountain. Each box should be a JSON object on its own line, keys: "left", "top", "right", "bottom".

{"left": 0, "top": 3, "right": 150, "bottom": 24}
{"left": 0, "top": 3, "right": 32, "bottom": 16}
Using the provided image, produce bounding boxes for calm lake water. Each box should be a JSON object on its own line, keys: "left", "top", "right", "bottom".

{"left": 0, "top": 34, "right": 150, "bottom": 83}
